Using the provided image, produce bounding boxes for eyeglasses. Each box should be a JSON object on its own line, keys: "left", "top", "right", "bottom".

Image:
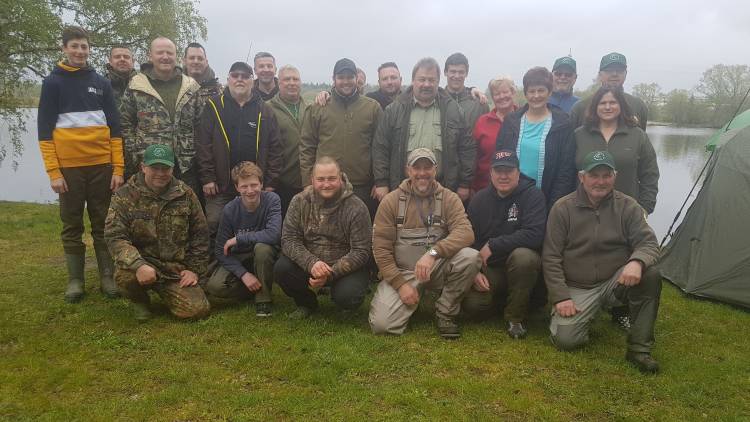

{"left": 229, "top": 72, "right": 252, "bottom": 80}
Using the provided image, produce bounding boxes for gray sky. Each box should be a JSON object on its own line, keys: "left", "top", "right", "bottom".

{"left": 197, "top": 0, "right": 750, "bottom": 93}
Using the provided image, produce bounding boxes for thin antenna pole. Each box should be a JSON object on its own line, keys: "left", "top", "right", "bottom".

{"left": 245, "top": 42, "right": 253, "bottom": 63}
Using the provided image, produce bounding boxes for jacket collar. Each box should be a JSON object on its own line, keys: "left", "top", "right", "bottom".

{"left": 573, "top": 183, "right": 614, "bottom": 209}
{"left": 332, "top": 88, "right": 360, "bottom": 106}
{"left": 130, "top": 172, "right": 186, "bottom": 201}
{"left": 127, "top": 70, "right": 198, "bottom": 107}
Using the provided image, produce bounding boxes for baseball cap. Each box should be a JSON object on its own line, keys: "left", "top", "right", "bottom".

{"left": 407, "top": 148, "right": 437, "bottom": 166}
{"left": 581, "top": 151, "right": 616, "bottom": 172}
{"left": 552, "top": 56, "right": 577, "bottom": 73}
{"left": 229, "top": 61, "right": 253, "bottom": 75}
{"left": 491, "top": 150, "right": 519, "bottom": 168}
{"left": 333, "top": 58, "right": 357, "bottom": 75}
{"left": 600, "top": 52, "right": 627, "bottom": 70}
{"left": 143, "top": 144, "right": 175, "bottom": 167}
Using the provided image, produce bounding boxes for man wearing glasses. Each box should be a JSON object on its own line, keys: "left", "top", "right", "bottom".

{"left": 196, "top": 61, "right": 283, "bottom": 251}
{"left": 548, "top": 56, "right": 579, "bottom": 113}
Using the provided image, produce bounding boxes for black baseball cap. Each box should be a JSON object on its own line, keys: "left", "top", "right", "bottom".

{"left": 491, "top": 150, "right": 519, "bottom": 168}
{"left": 333, "top": 58, "right": 357, "bottom": 75}
{"left": 229, "top": 61, "right": 253, "bottom": 74}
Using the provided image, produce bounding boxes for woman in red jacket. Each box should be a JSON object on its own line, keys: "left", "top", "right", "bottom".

{"left": 471, "top": 76, "right": 518, "bottom": 192}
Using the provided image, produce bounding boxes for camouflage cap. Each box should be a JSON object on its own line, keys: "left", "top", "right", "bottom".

{"left": 582, "top": 150, "right": 616, "bottom": 172}
{"left": 143, "top": 144, "right": 175, "bottom": 167}
{"left": 407, "top": 148, "right": 437, "bottom": 166}
{"left": 600, "top": 52, "right": 627, "bottom": 70}
{"left": 553, "top": 56, "right": 576, "bottom": 73}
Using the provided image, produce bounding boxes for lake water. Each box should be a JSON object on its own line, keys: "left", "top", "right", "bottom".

{"left": 0, "top": 109, "right": 715, "bottom": 240}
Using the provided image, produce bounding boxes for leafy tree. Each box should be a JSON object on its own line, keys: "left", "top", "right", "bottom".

{"left": 0, "top": 0, "right": 207, "bottom": 167}
{"left": 696, "top": 64, "right": 750, "bottom": 126}
{"left": 632, "top": 82, "right": 662, "bottom": 121}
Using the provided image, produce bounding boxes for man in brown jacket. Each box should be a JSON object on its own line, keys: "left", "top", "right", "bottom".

{"left": 274, "top": 156, "right": 372, "bottom": 318}
{"left": 369, "top": 148, "right": 481, "bottom": 339}
{"left": 543, "top": 151, "right": 662, "bottom": 373}
{"left": 196, "top": 61, "right": 283, "bottom": 243}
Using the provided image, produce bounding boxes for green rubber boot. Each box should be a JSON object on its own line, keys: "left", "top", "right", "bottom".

{"left": 132, "top": 302, "right": 153, "bottom": 322}
{"left": 94, "top": 245, "right": 119, "bottom": 299}
{"left": 64, "top": 253, "right": 86, "bottom": 303}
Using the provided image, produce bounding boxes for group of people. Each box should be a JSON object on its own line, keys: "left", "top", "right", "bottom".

{"left": 38, "top": 25, "right": 662, "bottom": 373}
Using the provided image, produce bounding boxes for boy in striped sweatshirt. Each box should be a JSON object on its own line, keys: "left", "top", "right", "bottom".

{"left": 37, "top": 26, "right": 125, "bottom": 303}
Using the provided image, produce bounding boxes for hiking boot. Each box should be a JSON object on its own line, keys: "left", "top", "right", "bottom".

{"left": 507, "top": 321, "right": 528, "bottom": 339}
{"left": 94, "top": 245, "right": 119, "bottom": 299}
{"left": 64, "top": 254, "right": 86, "bottom": 303}
{"left": 436, "top": 317, "right": 461, "bottom": 340}
{"left": 132, "top": 302, "right": 152, "bottom": 322}
{"left": 255, "top": 302, "right": 273, "bottom": 317}
{"left": 626, "top": 351, "right": 660, "bottom": 374}
{"left": 288, "top": 306, "right": 313, "bottom": 319}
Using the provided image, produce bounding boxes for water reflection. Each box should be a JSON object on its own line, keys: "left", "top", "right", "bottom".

{"left": 0, "top": 114, "right": 718, "bottom": 239}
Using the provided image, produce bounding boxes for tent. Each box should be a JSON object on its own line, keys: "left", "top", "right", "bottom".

{"left": 659, "top": 122, "right": 750, "bottom": 309}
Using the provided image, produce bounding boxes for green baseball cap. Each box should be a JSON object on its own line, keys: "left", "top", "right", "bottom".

{"left": 143, "top": 144, "right": 175, "bottom": 167}
{"left": 600, "top": 52, "right": 627, "bottom": 70}
{"left": 553, "top": 56, "right": 576, "bottom": 73}
{"left": 582, "top": 151, "right": 616, "bottom": 172}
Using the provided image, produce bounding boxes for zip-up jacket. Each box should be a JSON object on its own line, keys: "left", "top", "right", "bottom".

{"left": 196, "top": 88, "right": 283, "bottom": 191}
{"left": 542, "top": 184, "right": 660, "bottom": 304}
{"left": 467, "top": 175, "right": 546, "bottom": 266}
{"left": 267, "top": 93, "right": 309, "bottom": 190}
{"left": 447, "top": 86, "right": 490, "bottom": 132}
{"left": 569, "top": 92, "right": 649, "bottom": 131}
{"left": 38, "top": 61, "right": 124, "bottom": 180}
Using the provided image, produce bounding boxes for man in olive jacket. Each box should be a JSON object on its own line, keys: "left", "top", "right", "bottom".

{"left": 543, "top": 151, "right": 662, "bottom": 373}
{"left": 372, "top": 57, "right": 475, "bottom": 203}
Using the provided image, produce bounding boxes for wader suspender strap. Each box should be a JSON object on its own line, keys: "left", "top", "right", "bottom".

{"left": 395, "top": 191, "right": 443, "bottom": 228}
{"left": 207, "top": 95, "right": 261, "bottom": 162}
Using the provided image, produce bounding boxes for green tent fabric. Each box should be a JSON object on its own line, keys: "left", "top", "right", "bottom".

{"left": 660, "top": 125, "right": 750, "bottom": 308}
{"left": 705, "top": 108, "right": 750, "bottom": 151}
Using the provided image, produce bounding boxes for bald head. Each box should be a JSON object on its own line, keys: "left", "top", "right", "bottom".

{"left": 149, "top": 37, "right": 177, "bottom": 79}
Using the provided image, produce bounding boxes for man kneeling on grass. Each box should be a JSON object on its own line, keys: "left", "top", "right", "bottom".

{"left": 205, "top": 161, "right": 281, "bottom": 317}
{"left": 543, "top": 151, "right": 662, "bottom": 373}
{"left": 369, "top": 148, "right": 481, "bottom": 339}
{"left": 274, "top": 156, "right": 372, "bottom": 318}
{"left": 105, "top": 144, "right": 210, "bottom": 321}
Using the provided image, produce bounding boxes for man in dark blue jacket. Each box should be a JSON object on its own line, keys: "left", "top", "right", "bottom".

{"left": 204, "top": 161, "right": 281, "bottom": 317}
{"left": 462, "top": 150, "right": 547, "bottom": 338}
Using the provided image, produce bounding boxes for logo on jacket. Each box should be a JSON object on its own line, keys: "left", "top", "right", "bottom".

{"left": 88, "top": 87, "right": 103, "bottom": 95}
{"left": 248, "top": 121, "right": 258, "bottom": 129}
{"left": 507, "top": 203, "right": 519, "bottom": 222}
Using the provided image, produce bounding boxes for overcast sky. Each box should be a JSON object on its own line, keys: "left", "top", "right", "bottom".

{"left": 196, "top": 0, "right": 749, "bottom": 93}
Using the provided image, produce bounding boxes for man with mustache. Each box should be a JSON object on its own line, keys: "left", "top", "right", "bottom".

{"left": 372, "top": 57, "right": 475, "bottom": 203}
{"left": 370, "top": 148, "right": 481, "bottom": 339}
{"left": 543, "top": 151, "right": 662, "bottom": 373}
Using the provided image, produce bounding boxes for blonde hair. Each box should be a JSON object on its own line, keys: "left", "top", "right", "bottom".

{"left": 231, "top": 161, "right": 264, "bottom": 184}
{"left": 488, "top": 75, "right": 517, "bottom": 94}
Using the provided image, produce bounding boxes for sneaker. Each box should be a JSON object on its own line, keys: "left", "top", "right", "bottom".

{"left": 507, "top": 321, "right": 528, "bottom": 339}
{"left": 288, "top": 306, "right": 313, "bottom": 320}
{"left": 132, "top": 303, "right": 152, "bottom": 322}
{"left": 626, "top": 351, "right": 660, "bottom": 374}
{"left": 255, "top": 302, "right": 273, "bottom": 317}
{"left": 436, "top": 317, "right": 461, "bottom": 339}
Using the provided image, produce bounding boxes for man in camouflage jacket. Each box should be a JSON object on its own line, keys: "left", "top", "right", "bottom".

{"left": 105, "top": 144, "right": 210, "bottom": 321}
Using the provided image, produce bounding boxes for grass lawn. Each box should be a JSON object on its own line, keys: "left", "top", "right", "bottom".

{"left": 0, "top": 201, "right": 748, "bottom": 421}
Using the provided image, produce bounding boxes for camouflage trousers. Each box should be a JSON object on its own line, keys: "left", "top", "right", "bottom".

{"left": 115, "top": 268, "right": 210, "bottom": 319}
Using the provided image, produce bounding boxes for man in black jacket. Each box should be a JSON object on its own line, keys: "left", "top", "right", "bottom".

{"left": 462, "top": 150, "right": 547, "bottom": 339}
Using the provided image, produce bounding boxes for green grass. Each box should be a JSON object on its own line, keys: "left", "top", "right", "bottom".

{"left": 0, "top": 201, "right": 748, "bottom": 421}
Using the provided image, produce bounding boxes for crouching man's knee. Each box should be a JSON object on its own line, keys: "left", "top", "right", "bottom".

{"left": 550, "top": 323, "right": 589, "bottom": 351}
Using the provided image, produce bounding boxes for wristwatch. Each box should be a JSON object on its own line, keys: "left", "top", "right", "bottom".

{"left": 428, "top": 248, "right": 439, "bottom": 257}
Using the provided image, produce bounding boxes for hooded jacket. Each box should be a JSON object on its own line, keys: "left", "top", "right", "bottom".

{"left": 119, "top": 64, "right": 201, "bottom": 176}
{"left": 467, "top": 174, "right": 547, "bottom": 266}
{"left": 104, "top": 64, "right": 137, "bottom": 106}
{"left": 495, "top": 103, "right": 577, "bottom": 209}
{"left": 37, "top": 61, "right": 124, "bottom": 180}
{"left": 281, "top": 173, "right": 372, "bottom": 280}
{"left": 373, "top": 179, "right": 474, "bottom": 289}
{"left": 372, "top": 87, "right": 475, "bottom": 191}
{"left": 254, "top": 78, "right": 279, "bottom": 101}
{"left": 446, "top": 86, "right": 490, "bottom": 132}
{"left": 193, "top": 65, "right": 223, "bottom": 111}
{"left": 105, "top": 172, "right": 209, "bottom": 279}
{"left": 196, "top": 87, "right": 283, "bottom": 191}
{"left": 267, "top": 93, "right": 309, "bottom": 190}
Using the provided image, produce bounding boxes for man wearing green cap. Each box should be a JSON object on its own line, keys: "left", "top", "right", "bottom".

{"left": 542, "top": 151, "right": 662, "bottom": 373}
{"left": 569, "top": 52, "right": 648, "bottom": 131}
{"left": 548, "top": 56, "right": 579, "bottom": 113}
{"left": 105, "top": 144, "right": 211, "bottom": 321}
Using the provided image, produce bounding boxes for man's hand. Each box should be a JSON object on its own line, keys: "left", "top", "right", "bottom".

{"left": 470, "top": 87, "right": 488, "bottom": 105}
{"left": 618, "top": 260, "right": 643, "bottom": 287}
{"left": 110, "top": 174, "right": 124, "bottom": 191}
{"left": 223, "top": 237, "right": 238, "bottom": 256}
{"left": 414, "top": 253, "right": 436, "bottom": 282}
{"left": 314, "top": 91, "right": 331, "bottom": 107}
{"left": 457, "top": 187, "right": 470, "bottom": 202}
{"left": 310, "top": 260, "right": 333, "bottom": 279}
{"left": 179, "top": 269, "right": 198, "bottom": 287}
{"left": 308, "top": 275, "right": 328, "bottom": 289}
{"left": 374, "top": 186, "right": 389, "bottom": 202}
{"left": 51, "top": 177, "right": 68, "bottom": 194}
{"left": 472, "top": 272, "right": 490, "bottom": 292}
{"left": 555, "top": 299, "right": 580, "bottom": 317}
{"left": 136, "top": 264, "right": 157, "bottom": 286}
{"left": 203, "top": 182, "right": 218, "bottom": 197}
{"left": 241, "top": 272, "right": 261, "bottom": 292}
{"left": 398, "top": 283, "right": 420, "bottom": 306}
{"left": 479, "top": 243, "right": 492, "bottom": 266}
